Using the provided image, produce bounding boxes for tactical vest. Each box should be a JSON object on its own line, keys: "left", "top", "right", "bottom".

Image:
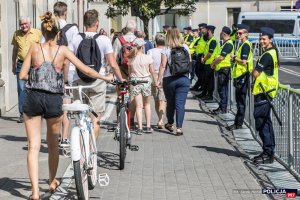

{"left": 215, "top": 39, "right": 234, "bottom": 71}
{"left": 232, "top": 40, "right": 253, "bottom": 78}
{"left": 252, "top": 49, "right": 279, "bottom": 99}
{"left": 195, "top": 35, "right": 207, "bottom": 54}
{"left": 189, "top": 36, "right": 200, "bottom": 55}
{"left": 203, "top": 36, "right": 219, "bottom": 65}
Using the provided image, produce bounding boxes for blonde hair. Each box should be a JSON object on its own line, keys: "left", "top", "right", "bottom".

{"left": 166, "top": 28, "right": 183, "bottom": 48}
{"left": 127, "top": 46, "right": 142, "bottom": 59}
{"left": 40, "top": 11, "right": 59, "bottom": 40}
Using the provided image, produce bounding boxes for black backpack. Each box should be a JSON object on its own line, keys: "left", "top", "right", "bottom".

{"left": 168, "top": 46, "right": 191, "bottom": 76}
{"left": 76, "top": 33, "right": 102, "bottom": 83}
{"left": 57, "top": 23, "right": 77, "bottom": 46}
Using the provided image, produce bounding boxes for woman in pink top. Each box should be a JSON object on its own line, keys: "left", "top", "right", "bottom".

{"left": 128, "top": 38, "right": 156, "bottom": 134}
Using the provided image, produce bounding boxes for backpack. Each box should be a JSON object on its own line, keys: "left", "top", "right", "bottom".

{"left": 118, "top": 36, "right": 135, "bottom": 69}
{"left": 168, "top": 46, "right": 191, "bottom": 76}
{"left": 76, "top": 33, "right": 101, "bottom": 83}
{"left": 57, "top": 23, "right": 77, "bottom": 46}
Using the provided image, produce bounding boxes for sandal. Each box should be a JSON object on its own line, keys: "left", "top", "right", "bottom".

{"left": 28, "top": 194, "right": 40, "bottom": 200}
{"left": 164, "top": 123, "right": 174, "bottom": 132}
{"left": 175, "top": 128, "right": 183, "bottom": 136}
{"left": 157, "top": 122, "right": 163, "bottom": 129}
{"left": 48, "top": 179, "right": 61, "bottom": 193}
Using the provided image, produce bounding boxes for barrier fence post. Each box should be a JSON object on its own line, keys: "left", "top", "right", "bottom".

{"left": 288, "top": 89, "right": 293, "bottom": 168}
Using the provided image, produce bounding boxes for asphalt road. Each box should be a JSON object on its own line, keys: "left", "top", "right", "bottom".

{"left": 279, "top": 60, "right": 300, "bottom": 89}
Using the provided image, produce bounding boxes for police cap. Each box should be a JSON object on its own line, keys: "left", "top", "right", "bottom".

{"left": 163, "top": 25, "right": 170, "bottom": 29}
{"left": 260, "top": 27, "right": 274, "bottom": 38}
{"left": 198, "top": 23, "right": 207, "bottom": 28}
{"left": 222, "top": 26, "right": 231, "bottom": 35}
{"left": 186, "top": 26, "right": 192, "bottom": 31}
{"left": 237, "top": 24, "right": 250, "bottom": 31}
{"left": 192, "top": 29, "right": 198, "bottom": 32}
{"left": 206, "top": 25, "right": 216, "bottom": 32}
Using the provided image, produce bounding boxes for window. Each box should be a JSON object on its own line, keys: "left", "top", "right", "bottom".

{"left": 241, "top": 19, "right": 295, "bottom": 34}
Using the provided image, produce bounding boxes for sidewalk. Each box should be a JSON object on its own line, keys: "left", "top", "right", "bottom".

{"left": 55, "top": 92, "right": 276, "bottom": 200}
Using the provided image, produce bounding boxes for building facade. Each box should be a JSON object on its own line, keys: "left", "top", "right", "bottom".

{"left": 0, "top": 0, "right": 295, "bottom": 115}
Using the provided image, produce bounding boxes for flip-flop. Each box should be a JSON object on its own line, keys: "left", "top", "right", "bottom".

{"left": 28, "top": 194, "right": 40, "bottom": 200}
{"left": 164, "top": 123, "right": 174, "bottom": 132}
{"left": 48, "top": 179, "right": 61, "bottom": 193}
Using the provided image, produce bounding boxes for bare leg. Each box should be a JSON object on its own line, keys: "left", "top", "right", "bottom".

{"left": 158, "top": 100, "right": 166, "bottom": 125}
{"left": 134, "top": 94, "right": 143, "bottom": 130}
{"left": 92, "top": 113, "right": 101, "bottom": 140}
{"left": 46, "top": 116, "right": 62, "bottom": 192}
{"left": 62, "top": 98, "right": 71, "bottom": 140}
{"left": 24, "top": 114, "right": 42, "bottom": 199}
{"left": 143, "top": 96, "right": 151, "bottom": 128}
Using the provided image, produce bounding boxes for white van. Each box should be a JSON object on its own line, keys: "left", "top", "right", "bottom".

{"left": 237, "top": 11, "right": 300, "bottom": 41}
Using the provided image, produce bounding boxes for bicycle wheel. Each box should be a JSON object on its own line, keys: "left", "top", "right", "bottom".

{"left": 119, "top": 106, "right": 127, "bottom": 170}
{"left": 72, "top": 128, "right": 88, "bottom": 200}
{"left": 88, "top": 130, "right": 98, "bottom": 190}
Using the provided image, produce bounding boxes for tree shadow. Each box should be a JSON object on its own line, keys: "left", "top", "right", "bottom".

{"left": 187, "top": 119, "right": 221, "bottom": 126}
{"left": 98, "top": 151, "right": 120, "bottom": 170}
{"left": 0, "top": 116, "right": 19, "bottom": 122}
{"left": 0, "top": 135, "right": 27, "bottom": 142}
{"left": 192, "top": 145, "right": 243, "bottom": 158}
{"left": 184, "top": 109, "right": 206, "bottom": 114}
{"left": 0, "top": 177, "right": 34, "bottom": 199}
{"left": 23, "top": 144, "right": 49, "bottom": 154}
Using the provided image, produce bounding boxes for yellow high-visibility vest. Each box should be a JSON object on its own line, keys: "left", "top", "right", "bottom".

{"left": 232, "top": 40, "right": 253, "bottom": 78}
{"left": 252, "top": 49, "right": 279, "bottom": 99}
{"left": 189, "top": 36, "right": 200, "bottom": 55}
{"left": 195, "top": 35, "right": 207, "bottom": 54}
{"left": 215, "top": 39, "right": 234, "bottom": 71}
{"left": 203, "top": 36, "right": 219, "bottom": 65}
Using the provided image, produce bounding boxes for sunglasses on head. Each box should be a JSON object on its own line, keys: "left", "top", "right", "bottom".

{"left": 237, "top": 32, "right": 244, "bottom": 35}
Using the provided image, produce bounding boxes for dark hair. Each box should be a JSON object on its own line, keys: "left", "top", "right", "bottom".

{"left": 83, "top": 9, "right": 98, "bottom": 28}
{"left": 53, "top": 1, "right": 67, "bottom": 17}
{"left": 110, "top": 28, "right": 115, "bottom": 34}
{"left": 271, "top": 41, "right": 280, "bottom": 66}
{"left": 40, "top": 11, "right": 59, "bottom": 40}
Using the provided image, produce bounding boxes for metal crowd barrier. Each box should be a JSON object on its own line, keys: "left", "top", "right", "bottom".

{"left": 252, "top": 38, "right": 300, "bottom": 59}
{"left": 213, "top": 72, "right": 300, "bottom": 181}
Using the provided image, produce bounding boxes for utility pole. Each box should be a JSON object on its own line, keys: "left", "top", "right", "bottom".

{"left": 256, "top": 0, "right": 260, "bottom": 11}
{"left": 77, "top": 0, "right": 84, "bottom": 32}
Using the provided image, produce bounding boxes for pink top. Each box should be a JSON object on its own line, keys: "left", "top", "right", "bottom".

{"left": 128, "top": 53, "right": 153, "bottom": 78}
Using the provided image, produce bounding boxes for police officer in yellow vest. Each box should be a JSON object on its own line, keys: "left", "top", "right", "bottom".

{"left": 184, "top": 26, "right": 194, "bottom": 46}
{"left": 210, "top": 26, "right": 234, "bottom": 114}
{"left": 189, "top": 29, "right": 201, "bottom": 83}
{"left": 226, "top": 24, "right": 253, "bottom": 131}
{"left": 230, "top": 24, "right": 237, "bottom": 45}
{"left": 163, "top": 25, "right": 170, "bottom": 36}
{"left": 252, "top": 27, "right": 279, "bottom": 164}
{"left": 200, "top": 25, "right": 219, "bottom": 101}
{"left": 192, "top": 23, "right": 208, "bottom": 93}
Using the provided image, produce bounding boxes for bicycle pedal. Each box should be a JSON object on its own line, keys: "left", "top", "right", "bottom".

{"left": 130, "top": 145, "right": 139, "bottom": 151}
{"left": 107, "top": 126, "right": 116, "bottom": 132}
{"left": 98, "top": 173, "right": 109, "bottom": 187}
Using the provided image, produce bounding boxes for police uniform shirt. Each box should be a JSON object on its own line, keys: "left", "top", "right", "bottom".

{"left": 220, "top": 41, "right": 233, "bottom": 57}
{"left": 187, "top": 35, "right": 194, "bottom": 43}
{"left": 208, "top": 40, "right": 217, "bottom": 53}
{"left": 240, "top": 42, "right": 250, "bottom": 60}
{"left": 255, "top": 47, "right": 275, "bottom": 76}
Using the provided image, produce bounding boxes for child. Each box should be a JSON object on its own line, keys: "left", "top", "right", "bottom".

{"left": 128, "top": 38, "right": 156, "bottom": 134}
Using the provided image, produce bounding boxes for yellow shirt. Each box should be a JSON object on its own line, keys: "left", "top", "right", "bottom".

{"left": 11, "top": 28, "right": 42, "bottom": 61}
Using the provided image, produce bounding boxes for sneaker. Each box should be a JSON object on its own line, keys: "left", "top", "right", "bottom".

{"left": 60, "top": 139, "right": 70, "bottom": 148}
{"left": 17, "top": 114, "right": 24, "bottom": 123}
{"left": 136, "top": 129, "right": 143, "bottom": 135}
{"left": 252, "top": 152, "right": 274, "bottom": 164}
{"left": 144, "top": 127, "right": 153, "bottom": 133}
{"left": 226, "top": 124, "right": 243, "bottom": 131}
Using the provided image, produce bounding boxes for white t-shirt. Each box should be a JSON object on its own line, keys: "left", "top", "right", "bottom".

{"left": 162, "top": 44, "right": 190, "bottom": 78}
{"left": 58, "top": 19, "right": 79, "bottom": 83}
{"left": 71, "top": 32, "right": 113, "bottom": 81}
{"left": 147, "top": 47, "right": 163, "bottom": 73}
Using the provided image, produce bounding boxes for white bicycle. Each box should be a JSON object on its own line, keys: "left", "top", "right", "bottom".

{"left": 62, "top": 85, "right": 109, "bottom": 200}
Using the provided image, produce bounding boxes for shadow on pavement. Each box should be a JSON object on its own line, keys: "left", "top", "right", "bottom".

{"left": 98, "top": 151, "right": 120, "bottom": 170}
{"left": 22, "top": 144, "right": 49, "bottom": 154}
{"left": 0, "top": 116, "right": 18, "bottom": 122}
{"left": 0, "top": 177, "right": 32, "bottom": 199}
{"left": 184, "top": 108, "right": 206, "bottom": 114}
{"left": 193, "top": 145, "right": 243, "bottom": 158}
{"left": 0, "top": 135, "right": 27, "bottom": 142}
{"left": 188, "top": 119, "right": 221, "bottom": 126}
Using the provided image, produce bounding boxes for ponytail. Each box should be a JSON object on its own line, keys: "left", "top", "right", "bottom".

{"left": 127, "top": 46, "right": 142, "bottom": 59}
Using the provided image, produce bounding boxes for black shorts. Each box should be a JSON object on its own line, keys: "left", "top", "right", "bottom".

{"left": 23, "top": 89, "right": 63, "bottom": 119}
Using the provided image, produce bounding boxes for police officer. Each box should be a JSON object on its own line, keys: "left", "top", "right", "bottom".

{"left": 184, "top": 26, "right": 194, "bottom": 45}
{"left": 210, "top": 26, "right": 234, "bottom": 114}
{"left": 200, "top": 25, "right": 219, "bottom": 101}
{"left": 162, "top": 25, "right": 170, "bottom": 35}
{"left": 226, "top": 24, "right": 253, "bottom": 130}
{"left": 192, "top": 23, "right": 208, "bottom": 92}
{"left": 252, "top": 27, "right": 279, "bottom": 164}
{"left": 230, "top": 24, "right": 237, "bottom": 44}
{"left": 189, "top": 29, "right": 201, "bottom": 83}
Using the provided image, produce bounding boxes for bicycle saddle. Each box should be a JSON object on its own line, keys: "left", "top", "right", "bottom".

{"left": 62, "top": 100, "right": 89, "bottom": 112}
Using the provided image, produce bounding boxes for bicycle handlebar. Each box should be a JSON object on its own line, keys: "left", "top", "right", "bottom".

{"left": 109, "top": 79, "right": 148, "bottom": 86}
{"left": 65, "top": 84, "right": 97, "bottom": 90}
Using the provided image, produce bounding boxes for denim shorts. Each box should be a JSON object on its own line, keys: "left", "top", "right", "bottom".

{"left": 23, "top": 89, "right": 63, "bottom": 119}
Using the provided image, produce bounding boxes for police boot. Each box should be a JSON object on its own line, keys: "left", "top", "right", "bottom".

{"left": 252, "top": 152, "right": 274, "bottom": 165}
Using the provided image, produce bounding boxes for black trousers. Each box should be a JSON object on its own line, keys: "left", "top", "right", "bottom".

{"left": 217, "top": 68, "right": 230, "bottom": 112}
{"left": 253, "top": 94, "right": 275, "bottom": 156}
{"left": 234, "top": 73, "right": 249, "bottom": 126}
{"left": 193, "top": 54, "right": 204, "bottom": 89}
{"left": 202, "top": 64, "right": 214, "bottom": 96}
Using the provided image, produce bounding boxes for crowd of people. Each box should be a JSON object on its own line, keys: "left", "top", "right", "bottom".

{"left": 11, "top": 1, "right": 279, "bottom": 199}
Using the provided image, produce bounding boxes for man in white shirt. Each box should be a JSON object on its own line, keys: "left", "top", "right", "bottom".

{"left": 113, "top": 20, "right": 137, "bottom": 128}
{"left": 71, "top": 9, "right": 124, "bottom": 139}
{"left": 54, "top": 1, "right": 79, "bottom": 147}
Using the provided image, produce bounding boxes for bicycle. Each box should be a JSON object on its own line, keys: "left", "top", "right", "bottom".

{"left": 62, "top": 85, "right": 109, "bottom": 200}
{"left": 109, "top": 79, "right": 148, "bottom": 170}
